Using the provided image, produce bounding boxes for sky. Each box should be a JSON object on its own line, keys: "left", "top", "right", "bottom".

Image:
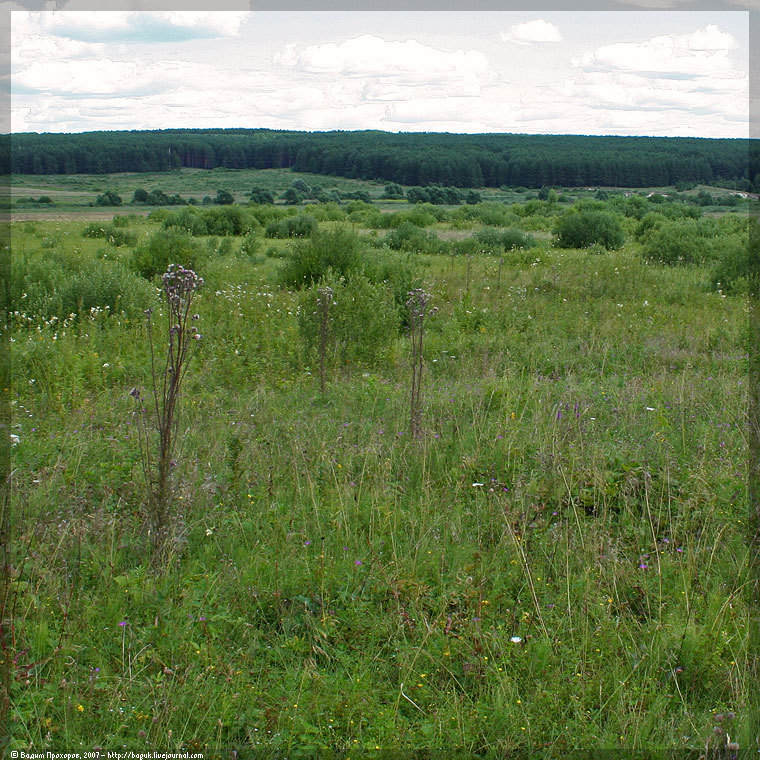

{"left": 4, "top": 9, "right": 751, "bottom": 138}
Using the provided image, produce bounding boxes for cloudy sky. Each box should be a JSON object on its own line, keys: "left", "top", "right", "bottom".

{"left": 5, "top": 9, "right": 750, "bottom": 137}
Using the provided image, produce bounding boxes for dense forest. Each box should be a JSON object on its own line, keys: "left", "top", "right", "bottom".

{"left": 7, "top": 128, "right": 758, "bottom": 191}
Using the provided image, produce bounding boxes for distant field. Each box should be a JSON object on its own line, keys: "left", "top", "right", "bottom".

{"left": 2, "top": 168, "right": 755, "bottom": 226}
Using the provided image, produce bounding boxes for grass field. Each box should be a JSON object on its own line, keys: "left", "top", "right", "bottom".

{"left": 3, "top": 172, "right": 758, "bottom": 756}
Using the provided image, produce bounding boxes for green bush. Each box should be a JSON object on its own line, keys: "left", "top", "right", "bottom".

{"left": 265, "top": 214, "right": 318, "bottom": 239}
{"left": 345, "top": 202, "right": 383, "bottom": 227}
{"left": 710, "top": 223, "right": 757, "bottom": 294}
{"left": 361, "top": 249, "right": 421, "bottom": 310}
{"left": 20, "top": 258, "right": 154, "bottom": 319}
{"left": 239, "top": 234, "right": 261, "bottom": 258}
{"left": 474, "top": 227, "right": 536, "bottom": 251}
{"left": 279, "top": 225, "right": 362, "bottom": 288}
{"left": 383, "top": 222, "right": 446, "bottom": 254}
{"left": 642, "top": 219, "right": 716, "bottom": 266}
{"left": 132, "top": 230, "right": 204, "bottom": 281}
{"left": 203, "top": 206, "right": 249, "bottom": 236}
{"left": 307, "top": 203, "right": 348, "bottom": 223}
{"left": 54, "top": 261, "right": 154, "bottom": 317}
{"left": 298, "top": 273, "right": 400, "bottom": 367}
{"left": 249, "top": 187, "right": 275, "bottom": 204}
{"left": 95, "top": 190, "right": 122, "bottom": 207}
{"left": 163, "top": 207, "right": 208, "bottom": 236}
{"left": 82, "top": 223, "right": 136, "bottom": 247}
{"left": 553, "top": 209, "right": 625, "bottom": 250}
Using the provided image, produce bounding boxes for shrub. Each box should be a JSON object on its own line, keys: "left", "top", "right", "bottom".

{"left": 389, "top": 206, "right": 438, "bottom": 229}
{"left": 279, "top": 225, "right": 361, "bottom": 289}
{"left": 382, "top": 183, "right": 405, "bottom": 199}
{"left": 282, "top": 187, "right": 304, "bottom": 205}
{"left": 203, "top": 206, "right": 248, "bottom": 236}
{"left": 298, "top": 273, "right": 400, "bottom": 367}
{"left": 132, "top": 230, "right": 204, "bottom": 281}
{"left": 250, "top": 187, "right": 275, "bottom": 204}
{"left": 46, "top": 260, "right": 154, "bottom": 319}
{"left": 308, "top": 203, "right": 348, "bottom": 223}
{"left": 96, "top": 190, "right": 122, "bottom": 207}
{"left": 215, "top": 189, "right": 235, "bottom": 205}
{"left": 265, "top": 214, "right": 317, "bottom": 239}
{"left": 361, "top": 249, "right": 421, "bottom": 310}
{"left": 642, "top": 219, "right": 716, "bottom": 266}
{"left": 341, "top": 190, "right": 372, "bottom": 204}
{"left": 553, "top": 209, "right": 624, "bottom": 250}
{"left": 474, "top": 227, "right": 536, "bottom": 251}
{"left": 82, "top": 223, "right": 137, "bottom": 247}
{"left": 383, "top": 222, "right": 445, "bottom": 254}
{"left": 163, "top": 208, "right": 208, "bottom": 236}
{"left": 239, "top": 234, "right": 262, "bottom": 258}
{"left": 345, "top": 202, "right": 383, "bottom": 227}
{"left": 710, "top": 223, "right": 757, "bottom": 294}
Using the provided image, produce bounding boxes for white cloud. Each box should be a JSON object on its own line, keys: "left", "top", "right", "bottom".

{"left": 571, "top": 24, "right": 737, "bottom": 77}
{"left": 17, "top": 10, "right": 251, "bottom": 43}
{"left": 501, "top": 19, "right": 562, "bottom": 46}
{"left": 565, "top": 24, "right": 747, "bottom": 132}
{"left": 276, "top": 34, "right": 493, "bottom": 86}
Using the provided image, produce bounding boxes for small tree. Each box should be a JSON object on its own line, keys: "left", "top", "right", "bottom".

{"left": 96, "top": 190, "right": 122, "bottom": 207}
{"left": 281, "top": 187, "right": 304, "bottom": 205}
{"left": 215, "top": 189, "right": 234, "bottom": 205}
{"left": 250, "top": 187, "right": 275, "bottom": 204}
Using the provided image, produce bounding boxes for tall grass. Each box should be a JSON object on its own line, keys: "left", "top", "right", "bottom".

{"left": 6, "top": 206, "right": 756, "bottom": 754}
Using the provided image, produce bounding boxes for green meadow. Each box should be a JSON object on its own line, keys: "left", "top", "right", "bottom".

{"left": 4, "top": 174, "right": 758, "bottom": 756}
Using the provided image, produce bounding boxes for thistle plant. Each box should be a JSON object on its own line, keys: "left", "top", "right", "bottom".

{"left": 316, "top": 286, "right": 333, "bottom": 393}
{"left": 131, "top": 264, "right": 203, "bottom": 568}
{"left": 406, "top": 288, "right": 435, "bottom": 440}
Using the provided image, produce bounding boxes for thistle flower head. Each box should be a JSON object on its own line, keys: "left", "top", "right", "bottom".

{"left": 406, "top": 288, "right": 432, "bottom": 318}
{"left": 162, "top": 264, "right": 203, "bottom": 307}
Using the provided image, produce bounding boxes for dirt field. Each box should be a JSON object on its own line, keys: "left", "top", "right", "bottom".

{"left": 10, "top": 209, "right": 153, "bottom": 222}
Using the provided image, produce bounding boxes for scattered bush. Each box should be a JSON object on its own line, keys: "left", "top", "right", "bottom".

{"left": 642, "top": 219, "right": 716, "bottom": 266}
{"left": 474, "top": 227, "right": 536, "bottom": 251}
{"left": 307, "top": 203, "right": 348, "bottom": 223}
{"left": 345, "top": 202, "right": 383, "bottom": 227}
{"left": 407, "top": 186, "right": 462, "bottom": 205}
{"left": 382, "top": 183, "right": 405, "bottom": 199}
{"left": 239, "top": 233, "right": 261, "bottom": 258}
{"left": 132, "top": 230, "right": 204, "bottom": 281}
{"left": 298, "top": 273, "right": 400, "bottom": 366}
{"left": 279, "top": 226, "right": 362, "bottom": 288}
{"left": 55, "top": 261, "right": 154, "bottom": 317}
{"left": 383, "top": 222, "right": 446, "bottom": 254}
{"left": 553, "top": 209, "right": 625, "bottom": 250}
{"left": 282, "top": 187, "right": 304, "bottom": 205}
{"left": 710, "top": 223, "right": 757, "bottom": 294}
{"left": 215, "top": 189, "right": 235, "bottom": 205}
{"left": 82, "top": 223, "right": 137, "bottom": 247}
{"left": 96, "top": 190, "right": 122, "bottom": 207}
{"left": 265, "top": 214, "right": 318, "bottom": 239}
{"left": 342, "top": 190, "right": 372, "bottom": 204}
{"left": 250, "top": 187, "right": 275, "bottom": 204}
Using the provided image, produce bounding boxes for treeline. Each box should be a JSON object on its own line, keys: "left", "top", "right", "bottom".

{"left": 7, "top": 128, "right": 757, "bottom": 191}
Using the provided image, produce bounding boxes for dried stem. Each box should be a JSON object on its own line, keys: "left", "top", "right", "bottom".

{"left": 406, "top": 289, "right": 434, "bottom": 440}
{"left": 131, "top": 265, "right": 203, "bottom": 568}
{"left": 316, "top": 286, "right": 333, "bottom": 394}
